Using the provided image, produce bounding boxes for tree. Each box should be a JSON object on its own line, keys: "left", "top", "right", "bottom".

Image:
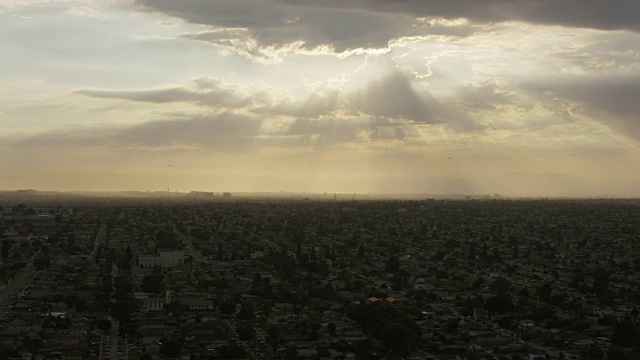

{"left": 237, "top": 301, "right": 256, "bottom": 320}
{"left": 238, "top": 324, "right": 254, "bottom": 341}
{"left": 612, "top": 318, "right": 639, "bottom": 347}
{"left": 165, "top": 300, "right": 189, "bottom": 316}
{"left": 219, "top": 299, "right": 236, "bottom": 314}
{"left": 310, "top": 247, "right": 316, "bottom": 262}
{"left": 391, "top": 271, "right": 405, "bottom": 291}
{"left": 75, "top": 298, "right": 88, "bottom": 312}
{"left": 216, "top": 243, "right": 224, "bottom": 260}
{"left": 111, "top": 297, "right": 139, "bottom": 324}
{"left": 485, "top": 295, "right": 515, "bottom": 314}
{"left": 536, "top": 282, "right": 554, "bottom": 303}
{"left": 141, "top": 274, "right": 165, "bottom": 294}
{"left": 471, "top": 277, "right": 485, "bottom": 289}
{"left": 283, "top": 348, "right": 299, "bottom": 360}
{"left": 12, "top": 204, "right": 26, "bottom": 214}
{"left": 518, "top": 287, "right": 530, "bottom": 305}
{"left": 33, "top": 257, "right": 50, "bottom": 271}
{"left": 445, "top": 319, "right": 459, "bottom": 334}
{"left": 266, "top": 324, "right": 281, "bottom": 346}
{"left": 97, "top": 319, "right": 112, "bottom": 331}
{"left": 113, "top": 277, "right": 134, "bottom": 301}
{"left": 1, "top": 240, "right": 11, "bottom": 259}
{"left": 327, "top": 322, "right": 336, "bottom": 334}
{"left": 216, "top": 345, "right": 246, "bottom": 359}
{"left": 96, "top": 246, "right": 103, "bottom": 263}
{"left": 0, "top": 344, "right": 17, "bottom": 359}
{"left": 346, "top": 304, "right": 420, "bottom": 354}
{"left": 252, "top": 273, "right": 262, "bottom": 287}
{"left": 385, "top": 255, "right": 400, "bottom": 273}
{"left": 468, "top": 246, "right": 477, "bottom": 260}
{"left": 489, "top": 277, "right": 512, "bottom": 294}
{"left": 160, "top": 338, "right": 183, "bottom": 358}
{"left": 116, "top": 253, "right": 132, "bottom": 274}
{"left": 185, "top": 255, "right": 193, "bottom": 271}
{"left": 607, "top": 346, "right": 629, "bottom": 360}
{"left": 593, "top": 267, "right": 610, "bottom": 297}
{"left": 156, "top": 230, "right": 179, "bottom": 249}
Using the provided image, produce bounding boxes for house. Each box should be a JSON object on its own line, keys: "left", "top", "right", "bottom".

{"left": 141, "top": 298, "right": 166, "bottom": 312}
{"left": 138, "top": 251, "right": 185, "bottom": 268}
{"left": 184, "top": 299, "right": 214, "bottom": 311}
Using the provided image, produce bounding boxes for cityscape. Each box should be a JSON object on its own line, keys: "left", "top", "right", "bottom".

{"left": 0, "top": 191, "right": 639, "bottom": 359}
{"left": 2, "top": 0, "right": 640, "bottom": 359}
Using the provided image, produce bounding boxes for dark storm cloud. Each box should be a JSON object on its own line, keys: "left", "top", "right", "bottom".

{"left": 279, "top": 0, "right": 640, "bottom": 31}
{"left": 136, "top": 0, "right": 422, "bottom": 54}
{"left": 181, "top": 15, "right": 414, "bottom": 54}
{"left": 134, "top": 0, "right": 640, "bottom": 56}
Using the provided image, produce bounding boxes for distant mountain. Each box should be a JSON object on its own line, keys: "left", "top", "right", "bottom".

{"left": 412, "top": 173, "right": 612, "bottom": 197}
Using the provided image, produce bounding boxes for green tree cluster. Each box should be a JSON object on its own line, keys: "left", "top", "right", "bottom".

{"left": 346, "top": 304, "right": 420, "bottom": 354}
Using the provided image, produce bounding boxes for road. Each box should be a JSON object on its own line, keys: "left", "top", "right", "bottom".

{"left": 240, "top": 224, "right": 296, "bottom": 258}
{"left": 90, "top": 224, "right": 107, "bottom": 258}
{"left": 110, "top": 318, "right": 119, "bottom": 359}
{"left": 0, "top": 249, "right": 41, "bottom": 311}
{"left": 97, "top": 264, "right": 121, "bottom": 359}
{"left": 253, "top": 325, "right": 275, "bottom": 360}
{"left": 172, "top": 224, "right": 212, "bottom": 281}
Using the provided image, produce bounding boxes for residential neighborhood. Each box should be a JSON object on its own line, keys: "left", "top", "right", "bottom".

{"left": 1, "top": 192, "right": 640, "bottom": 360}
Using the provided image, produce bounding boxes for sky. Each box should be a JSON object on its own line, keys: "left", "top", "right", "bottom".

{"left": 1, "top": 0, "right": 640, "bottom": 196}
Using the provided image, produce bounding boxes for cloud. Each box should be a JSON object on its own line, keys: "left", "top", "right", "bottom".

{"left": 117, "top": 113, "right": 262, "bottom": 151}
{"left": 132, "top": 0, "right": 640, "bottom": 61}
{"left": 456, "top": 83, "right": 508, "bottom": 110}
{"left": 346, "top": 72, "right": 434, "bottom": 121}
{"left": 65, "top": 6, "right": 106, "bottom": 18}
{"left": 280, "top": 0, "right": 640, "bottom": 32}
{"left": 11, "top": 127, "right": 115, "bottom": 149}
{"left": 253, "top": 89, "right": 341, "bottom": 119}
{"left": 524, "top": 75, "right": 640, "bottom": 140}
{"left": 133, "top": 0, "right": 471, "bottom": 60}
{"left": 344, "top": 71, "right": 481, "bottom": 131}
{"left": 76, "top": 77, "right": 271, "bottom": 110}
{"left": 1, "top": 0, "right": 81, "bottom": 7}
{"left": 77, "top": 72, "right": 486, "bottom": 131}
{"left": 10, "top": 113, "right": 263, "bottom": 152}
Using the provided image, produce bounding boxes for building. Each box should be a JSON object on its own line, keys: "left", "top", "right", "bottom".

{"left": 138, "top": 251, "right": 185, "bottom": 268}
{"left": 184, "top": 299, "right": 214, "bottom": 311}
{"left": 140, "top": 298, "right": 166, "bottom": 312}
{"left": 140, "top": 291, "right": 171, "bottom": 312}
{"left": 189, "top": 191, "right": 214, "bottom": 198}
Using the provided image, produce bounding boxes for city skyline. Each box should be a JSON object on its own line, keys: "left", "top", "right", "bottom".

{"left": 1, "top": 0, "right": 640, "bottom": 196}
